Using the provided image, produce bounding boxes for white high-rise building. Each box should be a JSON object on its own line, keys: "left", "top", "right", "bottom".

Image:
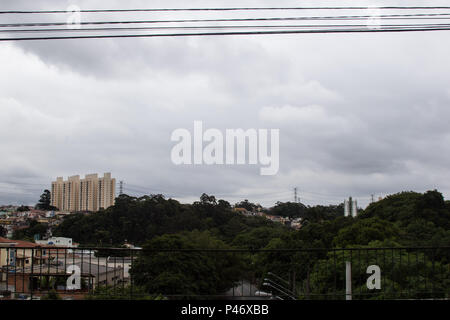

{"left": 351, "top": 199, "right": 358, "bottom": 217}
{"left": 344, "top": 199, "right": 350, "bottom": 217}
{"left": 344, "top": 197, "right": 358, "bottom": 217}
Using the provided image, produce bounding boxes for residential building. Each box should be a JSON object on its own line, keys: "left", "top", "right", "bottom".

{"left": 1, "top": 238, "right": 124, "bottom": 295}
{"left": 0, "top": 237, "right": 48, "bottom": 269}
{"left": 3, "top": 260, "right": 124, "bottom": 295}
{"left": 51, "top": 173, "right": 116, "bottom": 212}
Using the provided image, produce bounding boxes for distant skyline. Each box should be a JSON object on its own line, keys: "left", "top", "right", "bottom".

{"left": 0, "top": 174, "right": 442, "bottom": 210}
{"left": 1, "top": 0, "right": 450, "bottom": 208}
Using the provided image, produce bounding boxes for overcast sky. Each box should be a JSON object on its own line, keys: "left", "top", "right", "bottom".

{"left": 1, "top": 0, "right": 450, "bottom": 208}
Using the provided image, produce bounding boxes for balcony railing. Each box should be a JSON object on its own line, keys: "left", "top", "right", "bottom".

{"left": 0, "top": 246, "right": 448, "bottom": 300}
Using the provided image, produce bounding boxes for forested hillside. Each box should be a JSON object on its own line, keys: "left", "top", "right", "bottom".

{"left": 49, "top": 190, "right": 450, "bottom": 298}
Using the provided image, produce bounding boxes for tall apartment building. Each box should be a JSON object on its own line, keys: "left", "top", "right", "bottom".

{"left": 51, "top": 173, "right": 116, "bottom": 212}
{"left": 344, "top": 197, "right": 358, "bottom": 217}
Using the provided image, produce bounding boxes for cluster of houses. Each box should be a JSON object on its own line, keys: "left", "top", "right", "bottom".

{"left": 0, "top": 205, "right": 71, "bottom": 240}
{"left": 0, "top": 235, "right": 134, "bottom": 300}
{"left": 0, "top": 203, "right": 303, "bottom": 299}
{"left": 232, "top": 207, "right": 303, "bottom": 230}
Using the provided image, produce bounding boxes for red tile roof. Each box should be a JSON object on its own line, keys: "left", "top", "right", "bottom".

{"left": 0, "top": 237, "right": 43, "bottom": 248}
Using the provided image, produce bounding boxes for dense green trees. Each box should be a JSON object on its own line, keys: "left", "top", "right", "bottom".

{"left": 0, "top": 225, "right": 7, "bottom": 237}
{"left": 332, "top": 217, "right": 402, "bottom": 247}
{"left": 234, "top": 199, "right": 260, "bottom": 212}
{"left": 254, "top": 190, "right": 450, "bottom": 299}
{"left": 13, "top": 220, "right": 48, "bottom": 241}
{"left": 131, "top": 231, "right": 245, "bottom": 297}
{"left": 52, "top": 189, "right": 450, "bottom": 251}
{"left": 360, "top": 190, "right": 450, "bottom": 248}
{"left": 44, "top": 189, "right": 450, "bottom": 299}
{"left": 268, "top": 201, "right": 343, "bottom": 222}
{"left": 17, "top": 205, "right": 30, "bottom": 212}
{"left": 307, "top": 242, "right": 450, "bottom": 300}
{"left": 53, "top": 194, "right": 286, "bottom": 246}
{"left": 231, "top": 226, "right": 286, "bottom": 250}
{"left": 270, "top": 202, "right": 307, "bottom": 219}
{"left": 86, "top": 286, "right": 163, "bottom": 300}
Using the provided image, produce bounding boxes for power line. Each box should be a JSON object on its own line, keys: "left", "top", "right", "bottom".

{"left": 117, "top": 183, "right": 363, "bottom": 204}
{"left": 4, "top": 23, "right": 450, "bottom": 33}
{"left": 121, "top": 182, "right": 297, "bottom": 201}
{"left": 3, "top": 13, "right": 450, "bottom": 28}
{"left": 2, "top": 26, "right": 450, "bottom": 41}
{"left": 2, "top": 7, "right": 450, "bottom": 14}
{"left": 2, "top": 10, "right": 450, "bottom": 41}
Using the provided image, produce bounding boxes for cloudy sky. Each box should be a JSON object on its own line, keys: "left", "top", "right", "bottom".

{"left": 1, "top": 0, "right": 450, "bottom": 208}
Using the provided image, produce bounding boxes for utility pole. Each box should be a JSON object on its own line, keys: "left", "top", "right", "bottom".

{"left": 294, "top": 187, "right": 298, "bottom": 203}
{"left": 371, "top": 194, "right": 374, "bottom": 203}
{"left": 346, "top": 261, "right": 352, "bottom": 300}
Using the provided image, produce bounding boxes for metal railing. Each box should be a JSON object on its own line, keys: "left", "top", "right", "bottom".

{"left": 0, "top": 246, "right": 448, "bottom": 300}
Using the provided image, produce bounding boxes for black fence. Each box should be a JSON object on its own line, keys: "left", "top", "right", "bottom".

{"left": 0, "top": 246, "right": 448, "bottom": 300}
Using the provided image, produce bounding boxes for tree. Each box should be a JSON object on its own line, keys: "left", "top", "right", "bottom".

{"left": 308, "top": 241, "right": 450, "bottom": 300}
{"left": 231, "top": 226, "right": 285, "bottom": 250}
{"left": 217, "top": 199, "right": 231, "bottom": 210}
{"left": 17, "top": 205, "right": 30, "bottom": 212}
{"left": 270, "top": 201, "right": 307, "bottom": 219}
{"left": 41, "top": 290, "right": 61, "bottom": 300}
{"left": 87, "top": 285, "right": 163, "bottom": 300}
{"left": 332, "top": 217, "right": 401, "bottom": 247}
{"left": 235, "top": 199, "right": 259, "bottom": 212}
{"left": 36, "top": 190, "right": 56, "bottom": 211}
{"left": 0, "top": 225, "right": 7, "bottom": 237}
{"left": 13, "top": 220, "right": 48, "bottom": 241}
{"left": 53, "top": 192, "right": 277, "bottom": 247}
{"left": 131, "top": 231, "right": 244, "bottom": 297}
{"left": 199, "top": 193, "right": 217, "bottom": 205}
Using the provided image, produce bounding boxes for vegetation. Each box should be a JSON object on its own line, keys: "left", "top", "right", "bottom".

{"left": 131, "top": 231, "right": 245, "bottom": 298}
{"left": 0, "top": 225, "right": 7, "bottom": 237}
{"left": 86, "top": 286, "right": 164, "bottom": 300}
{"left": 19, "top": 189, "right": 450, "bottom": 299}
{"left": 234, "top": 199, "right": 262, "bottom": 212}
{"left": 269, "top": 201, "right": 344, "bottom": 222}
{"left": 254, "top": 190, "right": 450, "bottom": 299}
{"left": 17, "top": 205, "right": 30, "bottom": 212}
{"left": 53, "top": 193, "right": 287, "bottom": 246}
{"left": 41, "top": 290, "right": 62, "bottom": 300}
{"left": 13, "top": 219, "right": 48, "bottom": 241}
{"left": 35, "top": 189, "right": 56, "bottom": 211}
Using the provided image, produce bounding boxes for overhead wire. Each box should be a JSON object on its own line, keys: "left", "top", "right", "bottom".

{"left": 1, "top": 7, "right": 450, "bottom": 40}
{"left": 3, "top": 13, "right": 450, "bottom": 28}
{"left": 2, "top": 6, "right": 450, "bottom": 14}
{"left": 3, "top": 23, "right": 450, "bottom": 33}
{"left": 3, "top": 26, "right": 450, "bottom": 41}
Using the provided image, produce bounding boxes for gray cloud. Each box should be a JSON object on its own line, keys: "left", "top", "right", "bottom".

{"left": 1, "top": 0, "right": 450, "bottom": 207}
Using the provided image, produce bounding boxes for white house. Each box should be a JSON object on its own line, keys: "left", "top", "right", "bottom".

{"left": 35, "top": 237, "right": 76, "bottom": 247}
